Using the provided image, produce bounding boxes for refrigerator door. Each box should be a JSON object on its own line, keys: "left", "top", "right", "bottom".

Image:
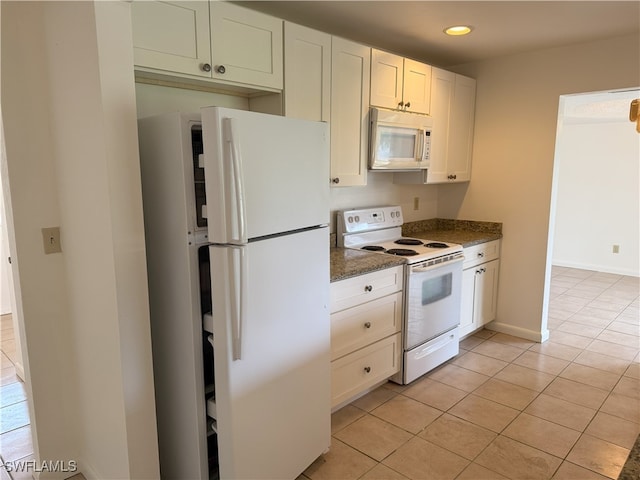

{"left": 201, "top": 107, "right": 329, "bottom": 244}
{"left": 210, "top": 227, "right": 330, "bottom": 479}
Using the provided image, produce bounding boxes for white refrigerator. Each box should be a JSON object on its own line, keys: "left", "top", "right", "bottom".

{"left": 138, "top": 107, "right": 331, "bottom": 479}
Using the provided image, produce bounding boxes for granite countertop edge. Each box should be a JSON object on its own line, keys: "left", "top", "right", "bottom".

{"left": 330, "top": 218, "right": 503, "bottom": 282}
{"left": 330, "top": 248, "right": 406, "bottom": 283}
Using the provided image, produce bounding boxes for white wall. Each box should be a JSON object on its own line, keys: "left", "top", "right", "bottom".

{"left": 552, "top": 90, "right": 639, "bottom": 276}
{"left": 2, "top": 2, "right": 79, "bottom": 473}
{"left": 443, "top": 33, "right": 640, "bottom": 341}
{"left": 2, "top": 2, "right": 159, "bottom": 478}
{"left": 329, "top": 173, "right": 439, "bottom": 230}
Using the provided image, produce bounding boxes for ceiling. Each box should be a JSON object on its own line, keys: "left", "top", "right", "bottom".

{"left": 238, "top": 1, "right": 640, "bottom": 67}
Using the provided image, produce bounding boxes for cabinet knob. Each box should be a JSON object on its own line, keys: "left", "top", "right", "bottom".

{"left": 201, "top": 63, "right": 212, "bottom": 72}
{"left": 331, "top": 177, "right": 340, "bottom": 184}
{"left": 398, "top": 101, "right": 404, "bottom": 108}
{"left": 364, "top": 366, "right": 371, "bottom": 373}
{"left": 364, "top": 285, "right": 373, "bottom": 292}
{"left": 405, "top": 101, "right": 411, "bottom": 109}
{"left": 476, "top": 269, "right": 482, "bottom": 275}
{"left": 478, "top": 252, "right": 485, "bottom": 258}
{"left": 364, "top": 322, "right": 372, "bottom": 329}
{"left": 216, "top": 65, "right": 226, "bottom": 74}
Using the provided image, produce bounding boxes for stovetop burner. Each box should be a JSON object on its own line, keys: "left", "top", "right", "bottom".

{"left": 425, "top": 242, "right": 449, "bottom": 248}
{"left": 386, "top": 248, "right": 419, "bottom": 256}
{"left": 361, "top": 245, "right": 385, "bottom": 252}
{"left": 395, "top": 238, "right": 423, "bottom": 246}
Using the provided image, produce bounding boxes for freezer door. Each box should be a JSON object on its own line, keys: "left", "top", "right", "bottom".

{"left": 201, "top": 107, "right": 329, "bottom": 244}
{"left": 210, "top": 228, "right": 330, "bottom": 479}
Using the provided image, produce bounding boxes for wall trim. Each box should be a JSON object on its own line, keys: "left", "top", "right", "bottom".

{"left": 552, "top": 260, "right": 639, "bottom": 278}
{"left": 486, "top": 321, "right": 549, "bottom": 343}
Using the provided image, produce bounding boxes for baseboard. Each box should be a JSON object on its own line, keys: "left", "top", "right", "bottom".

{"left": 485, "top": 321, "right": 549, "bottom": 343}
{"left": 552, "top": 260, "right": 639, "bottom": 277}
{"left": 14, "top": 361, "right": 25, "bottom": 382}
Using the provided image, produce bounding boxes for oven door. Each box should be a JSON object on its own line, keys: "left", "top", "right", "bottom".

{"left": 405, "top": 257, "right": 463, "bottom": 350}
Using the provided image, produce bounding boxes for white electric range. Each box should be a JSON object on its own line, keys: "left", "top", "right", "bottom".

{"left": 337, "top": 206, "right": 464, "bottom": 384}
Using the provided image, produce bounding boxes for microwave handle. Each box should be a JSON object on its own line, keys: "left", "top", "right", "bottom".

{"left": 416, "top": 129, "right": 425, "bottom": 162}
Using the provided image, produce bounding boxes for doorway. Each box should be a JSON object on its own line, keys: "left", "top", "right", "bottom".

{"left": 543, "top": 88, "right": 640, "bottom": 333}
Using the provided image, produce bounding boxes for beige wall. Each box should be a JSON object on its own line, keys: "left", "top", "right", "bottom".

{"left": 442, "top": 32, "right": 640, "bottom": 340}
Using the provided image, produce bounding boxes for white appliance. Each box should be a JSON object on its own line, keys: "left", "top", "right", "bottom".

{"left": 337, "top": 206, "right": 463, "bottom": 384}
{"left": 138, "top": 107, "right": 331, "bottom": 480}
{"left": 369, "top": 107, "right": 433, "bottom": 171}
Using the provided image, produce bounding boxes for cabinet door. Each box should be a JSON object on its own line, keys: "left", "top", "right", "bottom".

{"left": 402, "top": 58, "right": 431, "bottom": 114}
{"left": 284, "top": 23, "right": 331, "bottom": 122}
{"left": 210, "top": 2, "right": 283, "bottom": 89}
{"left": 330, "top": 37, "right": 371, "bottom": 187}
{"left": 370, "top": 49, "right": 404, "bottom": 110}
{"left": 475, "top": 259, "right": 499, "bottom": 327}
{"left": 448, "top": 74, "right": 476, "bottom": 182}
{"left": 427, "top": 67, "right": 454, "bottom": 184}
{"left": 131, "top": 1, "right": 212, "bottom": 78}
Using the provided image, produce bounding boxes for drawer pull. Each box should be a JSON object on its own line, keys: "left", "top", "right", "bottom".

{"left": 478, "top": 252, "right": 485, "bottom": 258}
{"left": 364, "top": 322, "right": 372, "bottom": 329}
{"left": 364, "top": 285, "right": 373, "bottom": 292}
{"left": 364, "top": 366, "right": 371, "bottom": 373}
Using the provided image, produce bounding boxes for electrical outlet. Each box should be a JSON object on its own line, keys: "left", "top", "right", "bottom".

{"left": 612, "top": 244, "right": 620, "bottom": 254}
{"left": 42, "top": 227, "right": 62, "bottom": 254}
{"left": 413, "top": 197, "right": 419, "bottom": 210}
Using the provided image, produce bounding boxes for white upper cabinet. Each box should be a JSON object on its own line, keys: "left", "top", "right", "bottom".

{"left": 283, "top": 23, "right": 331, "bottom": 122}
{"left": 131, "top": 1, "right": 283, "bottom": 91}
{"left": 330, "top": 37, "right": 371, "bottom": 187}
{"left": 132, "top": 1, "right": 212, "bottom": 78}
{"left": 209, "top": 2, "right": 283, "bottom": 90}
{"left": 370, "top": 49, "right": 432, "bottom": 114}
{"left": 427, "top": 67, "right": 476, "bottom": 183}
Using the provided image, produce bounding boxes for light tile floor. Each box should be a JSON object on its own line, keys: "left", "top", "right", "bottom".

{"left": 302, "top": 267, "right": 640, "bottom": 480}
{"left": 0, "top": 314, "right": 35, "bottom": 480}
{"left": 1, "top": 268, "right": 638, "bottom": 480}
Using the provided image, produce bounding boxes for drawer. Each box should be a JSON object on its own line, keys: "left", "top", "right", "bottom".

{"left": 330, "top": 265, "right": 404, "bottom": 313}
{"left": 331, "top": 333, "right": 401, "bottom": 408}
{"left": 331, "top": 291, "right": 402, "bottom": 360}
{"left": 463, "top": 239, "right": 500, "bottom": 269}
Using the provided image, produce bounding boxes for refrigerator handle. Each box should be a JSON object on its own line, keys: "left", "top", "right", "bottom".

{"left": 229, "top": 246, "right": 246, "bottom": 361}
{"left": 223, "top": 118, "right": 247, "bottom": 244}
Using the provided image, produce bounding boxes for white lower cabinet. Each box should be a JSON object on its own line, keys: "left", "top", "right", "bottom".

{"left": 330, "top": 266, "right": 403, "bottom": 408}
{"left": 460, "top": 240, "right": 501, "bottom": 337}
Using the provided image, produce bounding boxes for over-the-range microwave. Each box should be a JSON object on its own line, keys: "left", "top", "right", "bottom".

{"left": 369, "top": 107, "right": 433, "bottom": 172}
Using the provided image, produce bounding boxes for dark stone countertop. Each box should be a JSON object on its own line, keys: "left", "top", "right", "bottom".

{"left": 330, "top": 219, "right": 502, "bottom": 282}
{"left": 403, "top": 218, "right": 503, "bottom": 248}
{"left": 330, "top": 248, "right": 405, "bottom": 283}
{"left": 619, "top": 434, "right": 640, "bottom": 480}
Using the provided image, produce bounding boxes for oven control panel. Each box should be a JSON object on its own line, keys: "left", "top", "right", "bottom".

{"left": 338, "top": 206, "right": 404, "bottom": 234}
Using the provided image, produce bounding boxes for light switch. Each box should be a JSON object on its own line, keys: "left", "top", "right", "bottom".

{"left": 41, "top": 227, "right": 62, "bottom": 254}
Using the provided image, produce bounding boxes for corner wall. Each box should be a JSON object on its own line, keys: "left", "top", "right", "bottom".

{"left": 442, "top": 33, "right": 640, "bottom": 341}
{"left": 2, "top": 2, "right": 160, "bottom": 478}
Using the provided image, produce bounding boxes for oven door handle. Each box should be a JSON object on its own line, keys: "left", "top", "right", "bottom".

{"left": 414, "top": 331, "right": 457, "bottom": 359}
{"left": 411, "top": 256, "right": 464, "bottom": 273}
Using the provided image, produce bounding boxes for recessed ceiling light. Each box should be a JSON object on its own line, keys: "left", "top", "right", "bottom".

{"left": 444, "top": 25, "right": 473, "bottom": 36}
